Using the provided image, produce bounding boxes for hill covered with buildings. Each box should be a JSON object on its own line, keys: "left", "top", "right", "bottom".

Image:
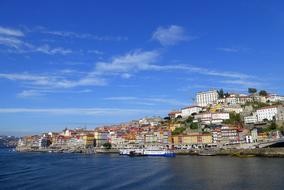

{"left": 17, "top": 88, "right": 284, "bottom": 153}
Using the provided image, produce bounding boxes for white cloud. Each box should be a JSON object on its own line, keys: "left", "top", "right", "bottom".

{"left": 152, "top": 25, "right": 191, "bottom": 46}
{"left": 0, "top": 26, "right": 24, "bottom": 37}
{"left": 0, "top": 107, "right": 166, "bottom": 117}
{"left": 104, "top": 96, "right": 188, "bottom": 106}
{"left": 35, "top": 44, "right": 73, "bottom": 55}
{"left": 0, "top": 72, "right": 106, "bottom": 90}
{"left": 221, "top": 79, "right": 263, "bottom": 87}
{"left": 17, "top": 90, "right": 43, "bottom": 98}
{"left": 95, "top": 50, "right": 160, "bottom": 75}
{"left": 93, "top": 49, "right": 252, "bottom": 80}
{"left": 217, "top": 47, "right": 239, "bottom": 52}
{"left": 41, "top": 30, "right": 128, "bottom": 41}
{"left": 0, "top": 36, "right": 24, "bottom": 48}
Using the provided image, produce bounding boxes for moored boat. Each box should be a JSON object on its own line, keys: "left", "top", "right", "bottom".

{"left": 119, "top": 148, "right": 176, "bottom": 157}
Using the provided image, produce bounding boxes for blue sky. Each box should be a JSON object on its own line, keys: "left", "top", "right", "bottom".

{"left": 1, "top": 0, "right": 284, "bottom": 136}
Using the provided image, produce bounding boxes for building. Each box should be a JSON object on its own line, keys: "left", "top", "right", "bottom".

{"left": 256, "top": 106, "right": 279, "bottom": 122}
{"left": 168, "top": 111, "right": 182, "bottom": 119}
{"left": 267, "top": 94, "right": 284, "bottom": 102}
{"left": 223, "top": 105, "right": 243, "bottom": 114}
{"left": 181, "top": 106, "right": 203, "bottom": 118}
{"left": 194, "top": 112, "right": 230, "bottom": 124}
{"left": 212, "top": 126, "right": 240, "bottom": 144}
{"left": 196, "top": 90, "right": 218, "bottom": 107}
{"left": 172, "top": 133, "right": 212, "bottom": 145}
{"left": 244, "top": 113, "right": 258, "bottom": 124}
{"left": 94, "top": 131, "right": 109, "bottom": 147}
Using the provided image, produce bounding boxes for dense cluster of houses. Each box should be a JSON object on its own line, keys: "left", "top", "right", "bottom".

{"left": 18, "top": 89, "right": 284, "bottom": 150}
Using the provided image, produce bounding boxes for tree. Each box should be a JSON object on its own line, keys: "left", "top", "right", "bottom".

{"left": 102, "top": 142, "right": 112, "bottom": 149}
{"left": 217, "top": 89, "right": 224, "bottom": 99}
{"left": 186, "top": 116, "right": 194, "bottom": 123}
{"left": 223, "top": 113, "right": 241, "bottom": 124}
{"left": 163, "top": 116, "right": 170, "bottom": 121}
{"left": 176, "top": 115, "right": 182, "bottom": 120}
{"left": 248, "top": 88, "right": 257, "bottom": 94}
{"left": 190, "top": 122, "right": 198, "bottom": 130}
{"left": 172, "top": 127, "right": 186, "bottom": 135}
{"left": 259, "top": 90, "right": 268, "bottom": 97}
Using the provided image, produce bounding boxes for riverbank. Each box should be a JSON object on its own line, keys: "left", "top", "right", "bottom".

{"left": 16, "top": 146, "right": 284, "bottom": 157}
{"left": 175, "top": 148, "right": 284, "bottom": 157}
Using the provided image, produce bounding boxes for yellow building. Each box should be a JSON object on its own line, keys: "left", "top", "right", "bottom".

{"left": 171, "top": 133, "right": 212, "bottom": 145}
{"left": 82, "top": 134, "right": 95, "bottom": 147}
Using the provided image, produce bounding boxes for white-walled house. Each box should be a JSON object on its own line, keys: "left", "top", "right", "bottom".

{"left": 267, "top": 94, "right": 284, "bottom": 102}
{"left": 181, "top": 106, "right": 203, "bottom": 118}
{"left": 256, "top": 106, "right": 278, "bottom": 122}
{"left": 244, "top": 113, "right": 258, "bottom": 124}
{"left": 194, "top": 112, "right": 230, "bottom": 124}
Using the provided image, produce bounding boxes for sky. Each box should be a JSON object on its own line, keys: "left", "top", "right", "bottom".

{"left": 1, "top": 0, "right": 284, "bottom": 136}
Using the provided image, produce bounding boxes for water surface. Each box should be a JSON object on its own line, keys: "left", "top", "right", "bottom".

{"left": 0, "top": 149, "right": 283, "bottom": 190}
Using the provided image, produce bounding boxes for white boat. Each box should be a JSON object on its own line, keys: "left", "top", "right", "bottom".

{"left": 119, "top": 148, "right": 175, "bottom": 157}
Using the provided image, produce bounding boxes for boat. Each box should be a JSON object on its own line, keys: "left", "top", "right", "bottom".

{"left": 119, "top": 148, "right": 176, "bottom": 157}
{"left": 231, "top": 152, "right": 256, "bottom": 158}
{"left": 143, "top": 149, "right": 176, "bottom": 157}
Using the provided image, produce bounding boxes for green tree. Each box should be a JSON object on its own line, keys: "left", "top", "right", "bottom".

{"left": 190, "top": 122, "right": 199, "bottom": 129}
{"left": 223, "top": 113, "right": 241, "bottom": 124}
{"left": 248, "top": 88, "right": 257, "bottom": 94}
{"left": 259, "top": 90, "right": 268, "bottom": 97}
{"left": 217, "top": 89, "right": 224, "bottom": 99}
{"left": 102, "top": 142, "right": 112, "bottom": 149}
{"left": 172, "top": 127, "right": 186, "bottom": 135}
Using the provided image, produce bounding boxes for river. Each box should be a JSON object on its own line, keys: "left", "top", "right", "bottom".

{"left": 0, "top": 149, "right": 283, "bottom": 190}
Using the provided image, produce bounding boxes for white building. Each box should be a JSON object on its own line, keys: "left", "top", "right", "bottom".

{"left": 194, "top": 112, "right": 230, "bottom": 124}
{"left": 181, "top": 106, "right": 203, "bottom": 118}
{"left": 267, "top": 94, "right": 284, "bottom": 102}
{"left": 244, "top": 113, "right": 257, "bottom": 124}
{"left": 196, "top": 90, "right": 218, "bottom": 107}
{"left": 256, "top": 106, "right": 278, "bottom": 122}
{"left": 223, "top": 105, "right": 243, "bottom": 114}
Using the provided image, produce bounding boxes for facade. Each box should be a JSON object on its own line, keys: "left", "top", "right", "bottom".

{"left": 256, "top": 106, "right": 278, "bottom": 122}
{"left": 196, "top": 90, "right": 218, "bottom": 107}
{"left": 223, "top": 105, "right": 243, "bottom": 114}
{"left": 267, "top": 94, "right": 284, "bottom": 102}
{"left": 181, "top": 106, "right": 202, "bottom": 118}
{"left": 172, "top": 133, "right": 212, "bottom": 145}
{"left": 212, "top": 126, "right": 240, "bottom": 144}
{"left": 194, "top": 112, "right": 230, "bottom": 124}
{"left": 244, "top": 114, "right": 257, "bottom": 124}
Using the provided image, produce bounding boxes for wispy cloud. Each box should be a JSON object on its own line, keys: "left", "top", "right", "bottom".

{"left": 221, "top": 79, "right": 264, "bottom": 87}
{"left": 217, "top": 47, "right": 239, "bottom": 52}
{"left": 41, "top": 29, "right": 128, "bottom": 41}
{"left": 0, "top": 107, "right": 166, "bottom": 117}
{"left": 152, "top": 25, "right": 194, "bottom": 46}
{"left": 0, "top": 72, "right": 106, "bottom": 91}
{"left": 94, "top": 50, "right": 160, "bottom": 76}
{"left": 104, "top": 96, "right": 188, "bottom": 106}
{"left": 35, "top": 44, "right": 73, "bottom": 55}
{"left": 0, "top": 26, "right": 24, "bottom": 37}
{"left": 93, "top": 49, "right": 252, "bottom": 80}
{"left": 217, "top": 47, "right": 251, "bottom": 53}
{"left": 0, "top": 36, "right": 24, "bottom": 48}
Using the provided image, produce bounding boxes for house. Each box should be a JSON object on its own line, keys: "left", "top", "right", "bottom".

{"left": 171, "top": 133, "right": 212, "bottom": 145}
{"left": 244, "top": 113, "right": 257, "bottom": 124}
{"left": 256, "top": 106, "right": 280, "bottom": 122}
{"left": 212, "top": 126, "right": 240, "bottom": 145}
{"left": 181, "top": 106, "right": 202, "bottom": 118}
